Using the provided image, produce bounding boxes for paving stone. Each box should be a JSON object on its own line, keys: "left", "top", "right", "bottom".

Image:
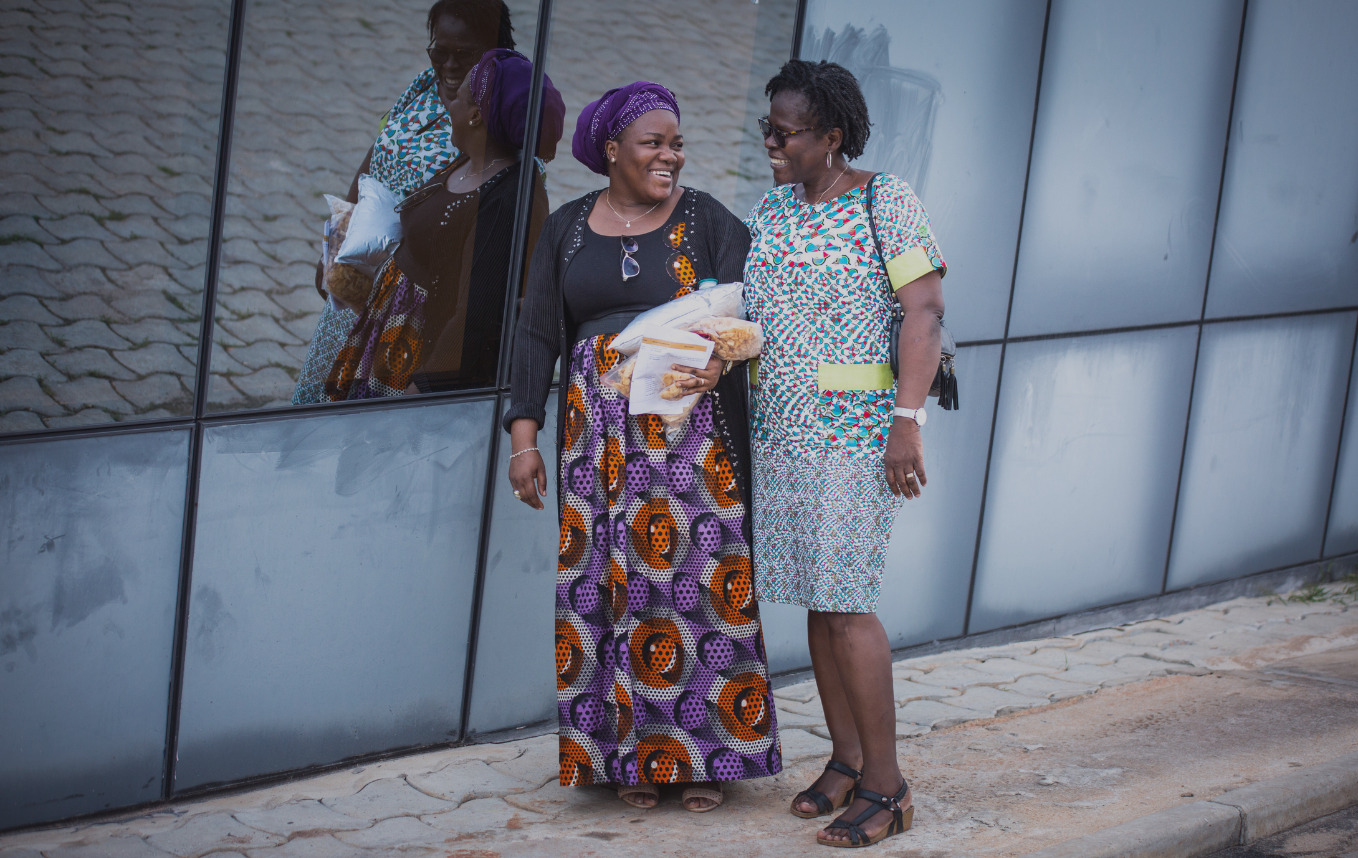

{"left": 0, "top": 410, "right": 44, "bottom": 433}
{"left": 893, "top": 677, "right": 958, "bottom": 704}
{"left": 205, "top": 376, "right": 247, "bottom": 409}
{"left": 50, "top": 374, "right": 132, "bottom": 413}
{"left": 110, "top": 317, "right": 198, "bottom": 347}
{"left": 114, "top": 342, "right": 196, "bottom": 376}
{"left": 774, "top": 706, "right": 825, "bottom": 730}
{"left": 407, "top": 759, "right": 535, "bottom": 805}
{"left": 1013, "top": 647, "right": 1109, "bottom": 671}
{"left": 998, "top": 673, "right": 1098, "bottom": 702}
{"left": 37, "top": 213, "right": 118, "bottom": 242}
{"left": 914, "top": 665, "right": 998, "bottom": 690}
{"left": 772, "top": 680, "right": 819, "bottom": 703}
{"left": 331, "top": 815, "right": 447, "bottom": 851}
{"left": 0, "top": 213, "right": 52, "bottom": 242}
{"left": 775, "top": 727, "right": 833, "bottom": 764}
{"left": 37, "top": 265, "right": 120, "bottom": 299}
{"left": 1160, "top": 612, "right": 1249, "bottom": 640}
{"left": 232, "top": 834, "right": 370, "bottom": 858}
{"left": 896, "top": 722, "right": 931, "bottom": 739}
{"left": 970, "top": 657, "right": 1059, "bottom": 681}
{"left": 34, "top": 836, "right": 174, "bottom": 858}
{"left": 485, "top": 734, "right": 559, "bottom": 789}
{"left": 0, "top": 347, "right": 66, "bottom": 383}
{"left": 0, "top": 375, "right": 63, "bottom": 416}
{"left": 144, "top": 811, "right": 284, "bottom": 856}
{"left": 949, "top": 685, "right": 1049, "bottom": 717}
{"left": 47, "top": 319, "right": 132, "bottom": 350}
{"left": 45, "top": 293, "right": 123, "bottom": 322}
{"left": 108, "top": 288, "right": 199, "bottom": 322}
{"left": 1050, "top": 662, "right": 1149, "bottom": 688}
{"left": 0, "top": 320, "right": 60, "bottom": 352}
{"left": 231, "top": 366, "right": 295, "bottom": 400}
{"left": 1115, "top": 655, "right": 1210, "bottom": 677}
{"left": 0, "top": 240, "right": 61, "bottom": 270}
{"left": 219, "top": 313, "right": 303, "bottom": 346}
{"left": 321, "top": 776, "right": 456, "bottom": 823}
{"left": 44, "top": 408, "right": 116, "bottom": 428}
{"left": 217, "top": 288, "right": 286, "bottom": 321}
{"left": 422, "top": 795, "right": 539, "bottom": 833}
{"left": 45, "top": 237, "right": 128, "bottom": 269}
{"left": 48, "top": 347, "right": 139, "bottom": 380}
{"left": 270, "top": 286, "right": 326, "bottom": 318}
{"left": 896, "top": 698, "right": 991, "bottom": 729}
{"left": 113, "top": 374, "right": 189, "bottom": 411}
{"left": 232, "top": 799, "right": 369, "bottom": 838}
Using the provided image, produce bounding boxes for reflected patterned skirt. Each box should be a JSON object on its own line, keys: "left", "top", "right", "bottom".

{"left": 555, "top": 335, "right": 781, "bottom": 787}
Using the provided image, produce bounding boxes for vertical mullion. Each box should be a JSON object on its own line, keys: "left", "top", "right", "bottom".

{"left": 1160, "top": 0, "right": 1249, "bottom": 594}
{"left": 464, "top": 0, "right": 557, "bottom": 739}
{"left": 1320, "top": 313, "right": 1358, "bottom": 559}
{"left": 164, "top": 0, "right": 249, "bottom": 799}
{"left": 790, "top": 0, "right": 809, "bottom": 59}
{"left": 961, "top": 0, "right": 1052, "bottom": 636}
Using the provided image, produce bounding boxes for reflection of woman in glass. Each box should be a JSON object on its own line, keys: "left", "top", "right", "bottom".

{"left": 293, "top": 0, "right": 517, "bottom": 403}
{"left": 504, "top": 84, "right": 782, "bottom": 813}
{"left": 744, "top": 60, "right": 945, "bottom": 848}
{"left": 324, "top": 50, "right": 563, "bottom": 398}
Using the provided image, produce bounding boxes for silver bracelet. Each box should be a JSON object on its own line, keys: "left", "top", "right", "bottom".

{"left": 508, "top": 446, "right": 539, "bottom": 460}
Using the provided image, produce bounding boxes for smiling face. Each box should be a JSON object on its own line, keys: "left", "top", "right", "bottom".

{"left": 763, "top": 89, "right": 835, "bottom": 187}
{"left": 440, "top": 74, "right": 481, "bottom": 151}
{"left": 604, "top": 109, "right": 684, "bottom": 204}
{"left": 428, "top": 12, "right": 494, "bottom": 94}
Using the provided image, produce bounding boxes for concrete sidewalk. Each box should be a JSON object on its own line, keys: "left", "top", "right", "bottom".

{"left": 2, "top": 580, "right": 1356, "bottom": 858}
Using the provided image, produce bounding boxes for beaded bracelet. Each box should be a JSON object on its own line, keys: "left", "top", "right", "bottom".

{"left": 509, "top": 446, "right": 540, "bottom": 460}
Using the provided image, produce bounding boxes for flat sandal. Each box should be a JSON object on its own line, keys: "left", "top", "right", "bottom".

{"left": 791, "top": 759, "right": 862, "bottom": 819}
{"left": 819, "top": 779, "right": 913, "bottom": 848}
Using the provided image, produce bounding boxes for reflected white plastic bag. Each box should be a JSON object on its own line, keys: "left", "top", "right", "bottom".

{"left": 334, "top": 173, "right": 401, "bottom": 275}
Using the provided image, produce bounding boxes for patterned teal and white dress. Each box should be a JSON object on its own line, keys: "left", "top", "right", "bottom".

{"left": 743, "top": 173, "right": 946, "bottom": 613}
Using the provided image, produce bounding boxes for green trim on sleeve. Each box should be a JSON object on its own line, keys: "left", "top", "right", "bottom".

{"left": 885, "top": 245, "right": 937, "bottom": 292}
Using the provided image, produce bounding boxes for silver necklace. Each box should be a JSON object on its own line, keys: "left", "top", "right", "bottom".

{"left": 606, "top": 188, "right": 663, "bottom": 229}
{"left": 812, "top": 165, "right": 852, "bottom": 205}
{"left": 452, "top": 158, "right": 506, "bottom": 185}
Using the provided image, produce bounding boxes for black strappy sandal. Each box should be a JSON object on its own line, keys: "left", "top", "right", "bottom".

{"left": 790, "top": 760, "right": 862, "bottom": 819}
{"left": 819, "top": 779, "right": 913, "bottom": 848}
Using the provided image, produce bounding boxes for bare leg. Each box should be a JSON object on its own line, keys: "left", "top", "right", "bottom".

{"left": 816, "top": 612, "right": 911, "bottom": 844}
{"left": 793, "top": 610, "right": 864, "bottom": 814}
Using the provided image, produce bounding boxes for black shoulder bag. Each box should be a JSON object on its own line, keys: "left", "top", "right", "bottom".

{"left": 864, "top": 173, "right": 958, "bottom": 411}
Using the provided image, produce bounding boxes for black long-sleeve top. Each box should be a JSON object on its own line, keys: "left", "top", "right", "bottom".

{"left": 503, "top": 187, "right": 755, "bottom": 508}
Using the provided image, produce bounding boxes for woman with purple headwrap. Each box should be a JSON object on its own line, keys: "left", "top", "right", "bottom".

{"left": 504, "top": 83, "right": 782, "bottom": 812}
{"left": 325, "top": 49, "right": 564, "bottom": 398}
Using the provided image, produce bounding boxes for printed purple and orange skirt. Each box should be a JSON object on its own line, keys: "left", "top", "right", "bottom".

{"left": 555, "top": 335, "right": 781, "bottom": 787}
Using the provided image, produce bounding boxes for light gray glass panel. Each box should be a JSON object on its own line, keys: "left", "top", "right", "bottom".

{"left": 1008, "top": 0, "right": 1241, "bottom": 337}
{"left": 176, "top": 400, "right": 494, "bottom": 789}
{"left": 1169, "top": 314, "right": 1356, "bottom": 588}
{"left": 881, "top": 345, "right": 1001, "bottom": 647}
{"left": 802, "top": 0, "right": 1046, "bottom": 341}
{"left": 466, "top": 394, "right": 559, "bottom": 735}
{"left": 1325, "top": 329, "right": 1358, "bottom": 556}
{"left": 971, "top": 328, "right": 1197, "bottom": 633}
{"left": 0, "top": 2, "right": 227, "bottom": 432}
{"left": 760, "top": 601, "right": 811, "bottom": 676}
{"left": 0, "top": 430, "right": 189, "bottom": 829}
{"left": 1205, "top": 0, "right": 1358, "bottom": 318}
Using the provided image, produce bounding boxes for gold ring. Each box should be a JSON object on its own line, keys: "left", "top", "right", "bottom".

{"left": 513, "top": 489, "right": 522, "bottom": 499}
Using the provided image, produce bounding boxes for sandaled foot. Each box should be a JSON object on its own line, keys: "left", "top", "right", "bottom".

{"left": 792, "top": 760, "right": 862, "bottom": 818}
{"left": 618, "top": 782, "right": 659, "bottom": 809}
{"left": 682, "top": 782, "right": 724, "bottom": 813}
{"left": 818, "top": 781, "right": 913, "bottom": 848}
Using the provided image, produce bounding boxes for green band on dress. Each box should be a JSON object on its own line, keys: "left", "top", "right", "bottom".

{"left": 885, "top": 245, "right": 936, "bottom": 292}
{"left": 817, "top": 362, "right": 894, "bottom": 391}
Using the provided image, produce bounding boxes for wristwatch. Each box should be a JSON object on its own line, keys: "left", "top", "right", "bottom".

{"left": 893, "top": 406, "right": 927, "bottom": 426}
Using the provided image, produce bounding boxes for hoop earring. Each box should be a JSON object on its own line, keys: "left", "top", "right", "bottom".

{"left": 826, "top": 150, "right": 832, "bottom": 168}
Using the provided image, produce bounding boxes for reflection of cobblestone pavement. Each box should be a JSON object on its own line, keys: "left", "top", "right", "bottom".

{"left": 0, "top": 0, "right": 793, "bottom": 426}
{"left": 2, "top": 586, "right": 1354, "bottom": 855}
{"left": 0, "top": 0, "right": 226, "bottom": 431}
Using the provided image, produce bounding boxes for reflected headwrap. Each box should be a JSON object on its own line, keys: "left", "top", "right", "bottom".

{"left": 570, "top": 81, "right": 681, "bottom": 175}
{"left": 466, "top": 48, "right": 566, "bottom": 161}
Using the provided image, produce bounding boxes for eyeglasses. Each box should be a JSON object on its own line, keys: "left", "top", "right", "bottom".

{"left": 427, "top": 42, "right": 485, "bottom": 72}
{"left": 758, "top": 116, "right": 817, "bottom": 148}
{"left": 620, "top": 236, "right": 640, "bottom": 282}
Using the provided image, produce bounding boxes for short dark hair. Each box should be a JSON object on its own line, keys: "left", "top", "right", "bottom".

{"left": 765, "top": 59, "right": 870, "bottom": 160}
{"left": 426, "top": 0, "right": 515, "bottom": 49}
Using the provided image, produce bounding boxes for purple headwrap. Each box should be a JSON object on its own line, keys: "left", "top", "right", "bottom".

{"left": 466, "top": 49, "right": 566, "bottom": 161}
{"left": 570, "top": 82, "right": 681, "bottom": 175}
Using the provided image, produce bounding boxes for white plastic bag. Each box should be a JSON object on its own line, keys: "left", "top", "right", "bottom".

{"left": 609, "top": 281, "right": 745, "bottom": 355}
{"left": 334, "top": 173, "right": 401, "bottom": 275}
{"left": 690, "top": 316, "right": 764, "bottom": 361}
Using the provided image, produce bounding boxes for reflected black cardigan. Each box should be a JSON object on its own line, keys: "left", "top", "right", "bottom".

{"left": 503, "top": 188, "right": 754, "bottom": 512}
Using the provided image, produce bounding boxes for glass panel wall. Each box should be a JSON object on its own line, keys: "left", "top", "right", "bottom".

{"left": 175, "top": 400, "right": 493, "bottom": 789}
{"left": 970, "top": 328, "right": 1197, "bottom": 633}
{"left": 1205, "top": 0, "right": 1358, "bottom": 319}
{"left": 1324, "top": 330, "right": 1358, "bottom": 557}
{"left": 0, "top": 430, "right": 189, "bottom": 828}
{"left": 1008, "top": 0, "right": 1241, "bottom": 337}
{"left": 800, "top": 0, "right": 1045, "bottom": 342}
{"left": 1168, "top": 313, "right": 1356, "bottom": 589}
{"left": 0, "top": 0, "right": 228, "bottom": 432}
{"left": 206, "top": 0, "right": 546, "bottom": 410}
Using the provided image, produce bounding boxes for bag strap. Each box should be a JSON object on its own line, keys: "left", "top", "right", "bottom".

{"left": 863, "top": 173, "right": 891, "bottom": 299}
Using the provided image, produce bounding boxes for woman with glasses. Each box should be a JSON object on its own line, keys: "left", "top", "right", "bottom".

{"left": 293, "top": 0, "right": 518, "bottom": 403}
{"left": 325, "top": 50, "right": 563, "bottom": 398}
{"left": 744, "top": 60, "right": 946, "bottom": 848}
{"left": 504, "top": 82, "right": 781, "bottom": 813}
